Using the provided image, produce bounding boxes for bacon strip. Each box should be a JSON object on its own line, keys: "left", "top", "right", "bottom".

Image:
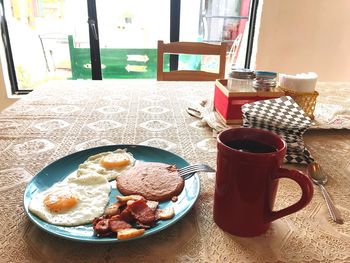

{"left": 93, "top": 218, "right": 111, "bottom": 237}
{"left": 128, "top": 199, "right": 156, "bottom": 226}
{"left": 93, "top": 195, "right": 165, "bottom": 238}
{"left": 109, "top": 219, "right": 132, "bottom": 233}
{"left": 120, "top": 205, "right": 134, "bottom": 222}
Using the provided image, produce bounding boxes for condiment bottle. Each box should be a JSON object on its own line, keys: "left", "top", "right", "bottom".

{"left": 253, "top": 71, "right": 277, "bottom": 91}
{"left": 227, "top": 69, "right": 255, "bottom": 91}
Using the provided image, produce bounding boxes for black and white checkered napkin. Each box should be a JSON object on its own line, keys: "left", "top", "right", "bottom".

{"left": 241, "top": 96, "right": 314, "bottom": 164}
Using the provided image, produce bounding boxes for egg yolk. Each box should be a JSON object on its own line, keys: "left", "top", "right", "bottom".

{"left": 44, "top": 190, "right": 78, "bottom": 213}
{"left": 100, "top": 153, "right": 131, "bottom": 169}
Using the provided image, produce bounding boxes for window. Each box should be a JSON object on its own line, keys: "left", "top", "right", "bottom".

{"left": 0, "top": 0, "right": 258, "bottom": 94}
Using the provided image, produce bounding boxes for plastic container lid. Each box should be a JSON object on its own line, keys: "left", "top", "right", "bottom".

{"left": 229, "top": 68, "right": 255, "bottom": 80}
{"left": 255, "top": 71, "right": 277, "bottom": 79}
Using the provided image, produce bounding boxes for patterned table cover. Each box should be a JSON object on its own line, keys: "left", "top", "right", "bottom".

{"left": 0, "top": 80, "right": 349, "bottom": 263}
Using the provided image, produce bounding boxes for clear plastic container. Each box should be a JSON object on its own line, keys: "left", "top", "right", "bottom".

{"left": 227, "top": 69, "right": 255, "bottom": 91}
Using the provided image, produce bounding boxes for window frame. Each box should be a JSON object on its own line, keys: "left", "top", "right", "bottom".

{"left": 0, "top": 0, "right": 258, "bottom": 94}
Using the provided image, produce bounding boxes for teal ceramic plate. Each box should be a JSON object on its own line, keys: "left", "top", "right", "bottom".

{"left": 23, "top": 145, "right": 200, "bottom": 243}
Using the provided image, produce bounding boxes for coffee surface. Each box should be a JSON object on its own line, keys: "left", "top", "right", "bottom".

{"left": 225, "top": 139, "right": 277, "bottom": 153}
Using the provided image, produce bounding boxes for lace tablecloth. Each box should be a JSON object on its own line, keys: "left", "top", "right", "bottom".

{"left": 189, "top": 82, "right": 350, "bottom": 131}
{"left": 0, "top": 80, "right": 349, "bottom": 263}
{"left": 312, "top": 82, "right": 350, "bottom": 129}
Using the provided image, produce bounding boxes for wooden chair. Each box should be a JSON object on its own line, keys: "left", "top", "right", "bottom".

{"left": 228, "top": 33, "right": 243, "bottom": 67}
{"left": 157, "top": 40, "right": 227, "bottom": 81}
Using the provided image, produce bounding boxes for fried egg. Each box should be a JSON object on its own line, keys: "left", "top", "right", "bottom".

{"left": 77, "top": 149, "right": 135, "bottom": 181}
{"left": 28, "top": 172, "right": 111, "bottom": 226}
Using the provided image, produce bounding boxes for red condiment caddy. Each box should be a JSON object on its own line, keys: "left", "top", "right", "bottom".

{"left": 214, "top": 79, "right": 285, "bottom": 124}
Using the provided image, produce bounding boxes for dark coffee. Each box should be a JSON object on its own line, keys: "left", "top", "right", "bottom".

{"left": 225, "top": 139, "right": 277, "bottom": 153}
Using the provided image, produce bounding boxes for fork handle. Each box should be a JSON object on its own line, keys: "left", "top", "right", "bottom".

{"left": 319, "top": 184, "right": 344, "bottom": 224}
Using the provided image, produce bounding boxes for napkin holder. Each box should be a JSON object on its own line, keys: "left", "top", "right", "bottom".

{"left": 280, "top": 86, "right": 318, "bottom": 119}
{"left": 214, "top": 79, "right": 285, "bottom": 124}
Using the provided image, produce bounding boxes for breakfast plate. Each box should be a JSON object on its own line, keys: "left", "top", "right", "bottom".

{"left": 23, "top": 145, "right": 200, "bottom": 243}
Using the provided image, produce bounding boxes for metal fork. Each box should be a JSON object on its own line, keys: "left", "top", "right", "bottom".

{"left": 177, "top": 164, "right": 216, "bottom": 180}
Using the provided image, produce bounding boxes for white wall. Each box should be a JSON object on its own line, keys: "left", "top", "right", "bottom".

{"left": 254, "top": 0, "right": 350, "bottom": 81}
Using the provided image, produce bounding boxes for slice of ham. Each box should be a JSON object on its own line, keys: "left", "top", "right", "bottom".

{"left": 128, "top": 199, "right": 156, "bottom": 226}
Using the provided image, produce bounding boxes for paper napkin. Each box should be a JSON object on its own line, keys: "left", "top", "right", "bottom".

{"left": 187, "top": 100, "right": 230, "bottom": 136}
{"left": 241, "top": 96, "right": 314, "bottom": 164}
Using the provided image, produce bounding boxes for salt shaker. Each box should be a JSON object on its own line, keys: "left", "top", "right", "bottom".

{"left": 227, "top": 69, "right": 255, "bottom": 91}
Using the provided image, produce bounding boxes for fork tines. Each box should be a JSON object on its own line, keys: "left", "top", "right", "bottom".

{"left": 177, "top": 164, "right": 216, "bottom": 180}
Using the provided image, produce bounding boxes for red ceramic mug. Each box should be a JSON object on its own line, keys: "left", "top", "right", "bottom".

{"left": 214, "top": 127, "right": 313, "bottom": 237}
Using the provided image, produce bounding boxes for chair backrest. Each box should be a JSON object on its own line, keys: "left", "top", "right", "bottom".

{"left": 157, "top": 40, "right": 227, "bottom": 81}
{"left": 228, "top": 33, "right": 243, "bottom": 67}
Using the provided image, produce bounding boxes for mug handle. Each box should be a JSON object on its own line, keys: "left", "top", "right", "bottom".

{"left": 266, "top": 168, "right": 314, "bottom": 222}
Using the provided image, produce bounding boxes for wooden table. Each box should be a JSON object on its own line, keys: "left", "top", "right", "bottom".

{"left": 0, "top": 80, "right": 349, "bottom": 262}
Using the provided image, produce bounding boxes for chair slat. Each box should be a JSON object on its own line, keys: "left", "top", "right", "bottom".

{"left": 157, "top": 40, "right": 227, "bottom": 81}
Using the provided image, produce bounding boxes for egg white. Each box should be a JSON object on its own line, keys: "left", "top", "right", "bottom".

{"left": 76, "top": 149, "right": 135, "bottom": 181}
{"left": 28, "top": 172, "right": 111, "bottom": 226}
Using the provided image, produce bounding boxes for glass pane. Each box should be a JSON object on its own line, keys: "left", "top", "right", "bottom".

{"left": 96, "top": 0, "right": 170, "bottom": 79}
{"left": 179, "top": 0, "right": 251, "bottom": 72}
{"left": 3, "top": 0, "right": 90, "bottom": 90}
